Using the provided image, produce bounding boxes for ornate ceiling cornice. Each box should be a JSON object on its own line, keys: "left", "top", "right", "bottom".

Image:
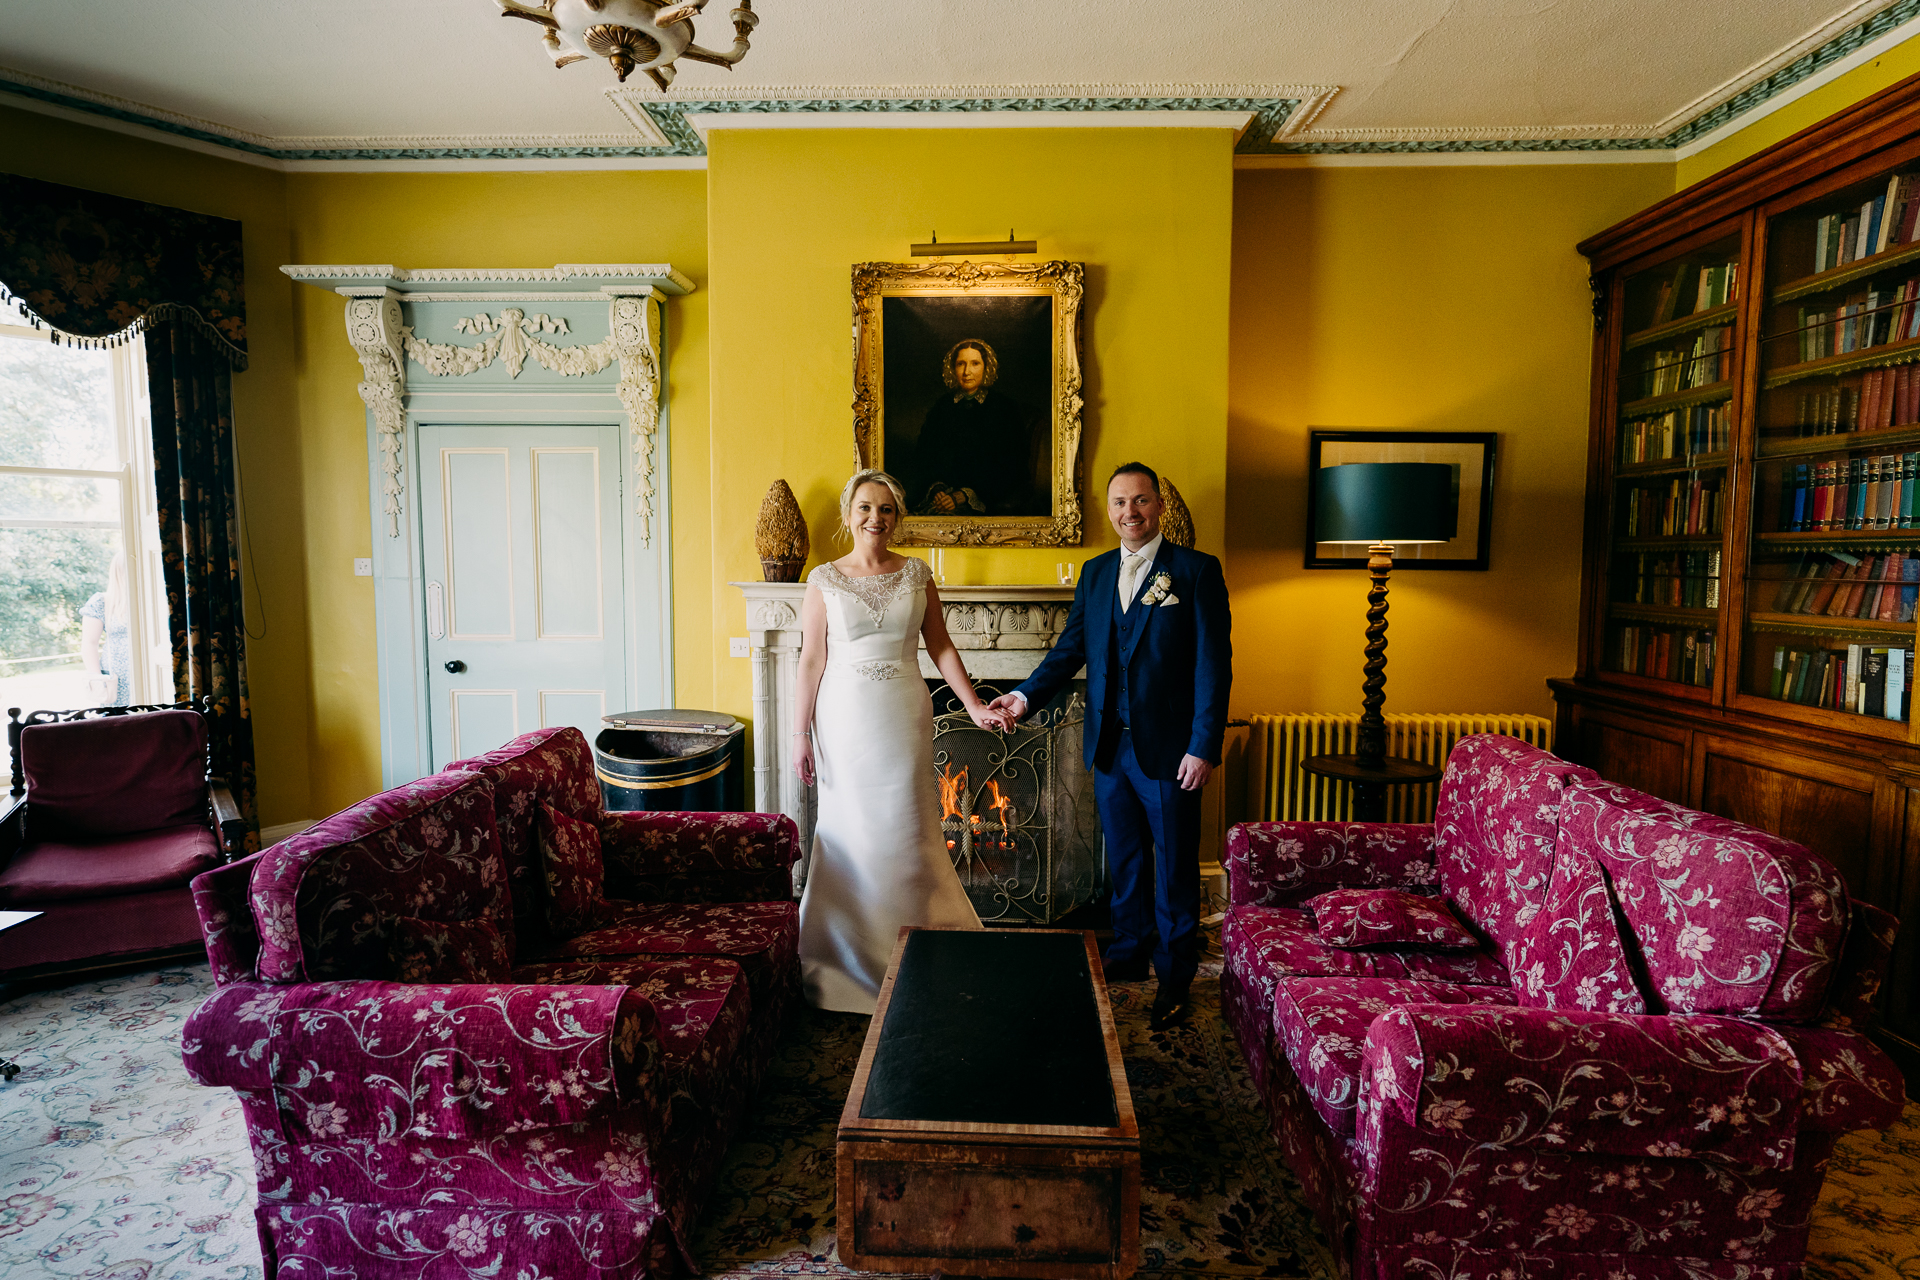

{"left": 3, "top": 3, "right": 1918, "bottom": 167}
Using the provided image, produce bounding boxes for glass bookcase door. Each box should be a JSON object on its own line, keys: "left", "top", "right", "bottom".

{"left": 1745, "top": 162, "right": 1920, "bottom": 737}
{"left": 1603, "top": 231, "right": 1739, "bottom": 691}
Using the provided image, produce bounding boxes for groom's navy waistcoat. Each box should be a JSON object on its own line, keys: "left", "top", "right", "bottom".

{"left": 1014, "top": 539, "right": 1232, "bottom": 781}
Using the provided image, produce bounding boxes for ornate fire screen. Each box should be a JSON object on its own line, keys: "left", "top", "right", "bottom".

{"left": 931, "top": 682, "right": 1102, "bottom": 923}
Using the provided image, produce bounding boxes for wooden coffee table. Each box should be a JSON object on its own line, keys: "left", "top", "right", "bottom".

{"left": 836, "top": 927, "right": 1140, "bottom": 1279}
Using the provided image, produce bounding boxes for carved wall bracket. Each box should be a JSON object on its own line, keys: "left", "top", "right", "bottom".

{"left": 344, "top": 293, "right": 408, "bottom": 537}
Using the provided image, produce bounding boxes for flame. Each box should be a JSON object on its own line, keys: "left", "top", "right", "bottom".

{"left": 938, "top": 764, "right": 968, "bottom": 820}
{"left": 984, "top": 779, "right": 1014, "bottom": 829}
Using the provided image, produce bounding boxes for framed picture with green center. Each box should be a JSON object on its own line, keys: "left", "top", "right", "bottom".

{"left": 852, "top": 259, "right": 1086, "bottom": 546}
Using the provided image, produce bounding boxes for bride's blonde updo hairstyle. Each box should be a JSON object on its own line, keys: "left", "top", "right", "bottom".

{"left": 837, "top": 468, "right": 909, "bottom": 542}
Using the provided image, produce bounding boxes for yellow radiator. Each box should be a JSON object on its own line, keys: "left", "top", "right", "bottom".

{"left": 1244, "top": 713, "right": 1554, "bottom": 825}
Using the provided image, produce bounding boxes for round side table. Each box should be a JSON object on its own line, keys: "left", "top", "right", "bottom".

{"left": 1299, "top": 754, "right": 1442, "bottom": 824}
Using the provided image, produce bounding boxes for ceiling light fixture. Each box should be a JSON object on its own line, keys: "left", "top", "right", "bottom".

{"left": 496, "top": 0, "right": 759, "bottom": 89}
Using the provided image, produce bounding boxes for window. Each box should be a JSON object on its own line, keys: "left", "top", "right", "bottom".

{"left": 0, "top": 297, "right": 168, "bottom": 713}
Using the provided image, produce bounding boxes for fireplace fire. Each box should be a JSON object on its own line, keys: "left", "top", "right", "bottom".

{"left": 929, "top": 680, "right": 1101, "bottom": 923}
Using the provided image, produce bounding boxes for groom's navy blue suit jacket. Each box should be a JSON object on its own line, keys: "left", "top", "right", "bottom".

{"left": 1013, "top": 540, "right": 1232, "bottom": 780}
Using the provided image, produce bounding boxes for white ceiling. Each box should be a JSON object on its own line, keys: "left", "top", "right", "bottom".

{"left": 0, "top": 0, "right": 1904, "bottom": 159}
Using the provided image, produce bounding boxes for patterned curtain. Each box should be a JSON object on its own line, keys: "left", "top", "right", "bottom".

{"left": 0, "top": 172, "right": 247, "bottom": 365}
{"left": 146, "top": 320, "right": 256, "bottom": 842}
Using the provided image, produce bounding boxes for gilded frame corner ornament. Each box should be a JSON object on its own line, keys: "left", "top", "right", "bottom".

{"left": 852, "top": 259, "right": 1085, "bottom": 547}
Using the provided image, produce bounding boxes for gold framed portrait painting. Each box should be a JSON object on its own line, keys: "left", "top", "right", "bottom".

{"left": 852, "top": 259, "right": 1085, "bottom": 546}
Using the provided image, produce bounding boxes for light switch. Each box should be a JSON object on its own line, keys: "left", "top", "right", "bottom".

{"left": 729, "top": 636, "right": 750, "bottom": 658}
{"left": 353, "top": 558, "right": 373, "bottom": 577}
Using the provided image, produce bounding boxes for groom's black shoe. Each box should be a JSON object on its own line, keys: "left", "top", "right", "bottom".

{"left": 1101, "top": 956, "right": 1150, "bottom": 984}
{"left": 1149, "top": 983, "right": 1191, "bottom": 1031}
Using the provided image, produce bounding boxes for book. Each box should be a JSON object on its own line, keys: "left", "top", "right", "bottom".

{"left": 1878, "top": 552, "right": 1905, "bottom": 620}
{"left": 1903, "top": 557, "right": 1920, "bottom": 623}
{"left": 1863, "top": 648, "right": 1888, "bottom": 715}
{"left": 1847, "top": 644, "right": 1864, "bottom": 709}
{"left": 1891, "top": 647, "right": 1909, "bottom": 720}
{"left": 1771, "top": 645, "right": 1788, "bottom": 697}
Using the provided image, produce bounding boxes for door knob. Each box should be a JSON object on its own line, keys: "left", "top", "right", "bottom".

{"left": 444, "top": 660, "right": 466, "bottom": 674}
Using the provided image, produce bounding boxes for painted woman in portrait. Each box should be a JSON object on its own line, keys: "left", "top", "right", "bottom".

{"left": 911, "top": 338, "right": 1036, "bottom": 516}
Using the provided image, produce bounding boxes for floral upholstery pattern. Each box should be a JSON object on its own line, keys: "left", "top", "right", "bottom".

{"left": 1362, "top": 1003, "right": 1806, "bottom": 1168}
{"left": 183, "top": 743, "right": 802, "bottom": 1280}
{"left": 601, "top": 809, "right": 801, "bottom": 904}
{"left": 1433, "top": 735, "right": 1597, "bottom": 971}
{"left": 262, "top": 1204, "right": 667, "bottom": 1280}
{"left": 1507, "top": 847, "right": 1648, "bottom": 1015}
{"left": 1271, "top": 976, "right": 1513, "bottom": 1138}
{"left": 541, "top": 900, "right": 801, "bottom": 1012}
{"left": 388, "top": 915, "right": 514, "bottom": 984}
{"left": 190, "top": 851, "right": 263, "bottom": 984}
{"left": 1558, "top": 777, "right": 1849, "bottom": 1021}
{"left": 1223, "top": 733, "right": 1902, "bottom": 1280}
{"left": 447, "top": 726, "right": 604, "bottom": 945}
{"left": 182, "top": 980, "right": 662, "bottom": 1142}
{"left": 1308, "top": 887, "right": 1479, "bottom": 950}
{"left": 516, "top": 956, "right": 751, "bottom": 1113}
{"left": 1225, "top": 821, "right": 1438, "bottom": 909}
{"left": 1822, "top": 899, "right": 1897, "bottom": 1031}
{"left": 248, "top": 771, "right": 509, "bottom": 983}
{"left": 540, "top": 800, "right": 613, "bottom": 935}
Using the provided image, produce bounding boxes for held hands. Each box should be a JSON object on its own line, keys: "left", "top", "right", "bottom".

{"left": 793, "top": 733, "right": 816, "bottom": 787}
{"left": 986, "top": 692, "right": 1027, "bottom": 724}
{"left": 968, "top": 703, "right": 1017, "bottom": 733}
{"left": 1177, "top": 754, "right": 1213, "bottom": 792}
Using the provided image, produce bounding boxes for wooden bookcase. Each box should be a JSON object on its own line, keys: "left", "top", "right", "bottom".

{"left": 1558, "top": 71, "right": 1920, "bottom": 1081}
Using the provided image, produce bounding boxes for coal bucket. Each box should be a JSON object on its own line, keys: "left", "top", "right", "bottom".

{"left": 594, "top": 710, "right": 746, "bottom": 813}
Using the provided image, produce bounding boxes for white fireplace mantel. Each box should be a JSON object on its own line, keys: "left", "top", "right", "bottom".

{"left": 730, "top": 579, "right": 1079, "bottom": 835}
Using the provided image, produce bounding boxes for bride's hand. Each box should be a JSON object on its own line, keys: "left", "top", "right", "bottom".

{"left": 793, "top": 733, "right": 816, "bottom": 786}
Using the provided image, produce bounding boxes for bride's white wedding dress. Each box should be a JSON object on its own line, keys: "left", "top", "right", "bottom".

{"left": 799, "top": 557, "right": 981, "bottom": 1013}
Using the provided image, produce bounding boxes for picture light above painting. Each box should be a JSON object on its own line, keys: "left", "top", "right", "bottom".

{"left": 1305, "top": 430, "right": 1498, "bottom": 570}
{"left": 853, "top": 259, "right": 1086, "bottom": 548}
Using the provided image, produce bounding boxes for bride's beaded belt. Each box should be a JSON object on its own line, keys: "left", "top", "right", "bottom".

{"left": 831, "top": 659, "right": 909, "bottom": 682}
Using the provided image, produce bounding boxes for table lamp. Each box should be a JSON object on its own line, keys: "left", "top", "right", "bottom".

{"left": 1306, "top": 462, "right": 1459, "bottom": 819}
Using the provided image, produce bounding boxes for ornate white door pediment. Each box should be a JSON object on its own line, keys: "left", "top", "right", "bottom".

{"left": 285, "top": 263, "right": 694, "bottom": 786}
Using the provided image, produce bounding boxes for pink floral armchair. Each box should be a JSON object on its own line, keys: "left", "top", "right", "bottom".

{"left": 1223, "top": 734, "right": 1905, "bottom": 1280}
{"left": 181, "top": 727, "right": 800, "bottom": 1278}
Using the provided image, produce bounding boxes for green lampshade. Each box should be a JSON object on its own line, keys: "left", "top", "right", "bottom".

{"left": 1314, "top": 462, "right": 1458, "bottom": 544}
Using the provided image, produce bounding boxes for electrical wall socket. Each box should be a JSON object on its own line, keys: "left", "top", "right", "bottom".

{"left": 729, "top": 636, "right": 750, "bottom": 658}
{"left": 353, "top": 558, "right": 373, "bottom": 577}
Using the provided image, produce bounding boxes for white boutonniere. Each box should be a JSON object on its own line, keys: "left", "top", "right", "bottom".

{"left": 1140, "top": 570, "right": 1178, "bottom": 607}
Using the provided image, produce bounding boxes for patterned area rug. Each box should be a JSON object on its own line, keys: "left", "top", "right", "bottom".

{"left": 0, "top": 962, "right": 1913, "bottom": 1280}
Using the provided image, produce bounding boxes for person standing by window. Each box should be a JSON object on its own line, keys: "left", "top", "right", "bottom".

{"left": 79, "top": 550, "right": 131, "bottom": 706}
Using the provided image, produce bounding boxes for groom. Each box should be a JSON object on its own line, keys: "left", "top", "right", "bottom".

{"left": 992, "top": 462, "right": 1232, "bottom": 1029}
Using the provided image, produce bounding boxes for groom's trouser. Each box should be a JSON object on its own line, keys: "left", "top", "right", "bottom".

{"left": 1094, "top": 728, "right": 1203, "bottom": 992}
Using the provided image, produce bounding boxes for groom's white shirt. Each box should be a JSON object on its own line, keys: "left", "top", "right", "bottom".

{"left": 1007, "top": 532, "right": 1163, "bottom": 717}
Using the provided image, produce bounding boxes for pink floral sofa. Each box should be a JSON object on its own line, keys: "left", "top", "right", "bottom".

{"left": 1223, "top": 734, "right": 1905, "bottom": 1280}
{"left": 178, "top": 726, "right": 800, "bottom": 1278}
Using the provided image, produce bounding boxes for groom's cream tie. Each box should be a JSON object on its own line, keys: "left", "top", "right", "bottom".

{"left": 1119, "top": 554, "right": 1146, "bottom": 614}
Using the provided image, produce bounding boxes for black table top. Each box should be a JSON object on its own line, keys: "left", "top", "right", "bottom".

{"left": 859, "top": 929, "right": 1119, "bottom": 1129}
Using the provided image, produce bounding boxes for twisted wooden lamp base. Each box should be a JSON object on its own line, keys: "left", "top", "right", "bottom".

{"left": 1299, "top": 542, "right": 1442, "bottom": 821}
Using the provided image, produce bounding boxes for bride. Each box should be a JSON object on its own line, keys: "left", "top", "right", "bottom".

{"left": 792, "top": 469, "right": 1013, "bottom": 1013}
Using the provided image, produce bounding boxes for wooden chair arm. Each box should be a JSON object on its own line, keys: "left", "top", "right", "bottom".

{"left": 0, "top": 794, "right": 23, "bottom": 872}
{"left": 210, "top": 782, "right": 249, "bottom": 860}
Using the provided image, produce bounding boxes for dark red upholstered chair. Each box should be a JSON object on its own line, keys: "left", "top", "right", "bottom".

{"left": 0, "top": 703, "right": 248, "bottom": 985}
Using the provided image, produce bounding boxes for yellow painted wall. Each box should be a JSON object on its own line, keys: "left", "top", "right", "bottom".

{"left": 282, "top": 171, "right": 710, "bottom": 814}
{"left": 1226, "top": 163, "right": 1674, "bottom": 720}
{"left": 703, "top": 127, "right": 1234, "bottom": 749}
{"left": 0, "top": 104, "right": 316, "bottom": 828}
{"left": 1679, "top": 31, "right": 1920, "bottom": 188}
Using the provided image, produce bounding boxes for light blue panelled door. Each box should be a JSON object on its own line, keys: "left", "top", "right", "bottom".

{"left": 419, "top": 424, "right": 626, "bottom": 770}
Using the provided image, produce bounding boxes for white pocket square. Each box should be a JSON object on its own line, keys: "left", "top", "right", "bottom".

{"left": 1159, "top": 594, "right": 1180, "bottom": 606}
